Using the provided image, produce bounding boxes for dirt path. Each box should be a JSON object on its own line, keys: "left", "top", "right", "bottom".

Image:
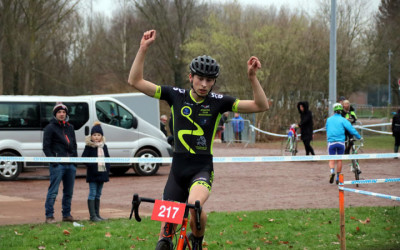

{"left": 0, "top": 143, "right": 399, "bottom": 226}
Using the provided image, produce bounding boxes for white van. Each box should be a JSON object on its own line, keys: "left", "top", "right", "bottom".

{"left": 0, "top": 95, "right": 172, "bottom": 180}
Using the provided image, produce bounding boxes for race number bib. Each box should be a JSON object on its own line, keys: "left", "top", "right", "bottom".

{"left": 151, "top": 200, "right": 186, "bottom": 224}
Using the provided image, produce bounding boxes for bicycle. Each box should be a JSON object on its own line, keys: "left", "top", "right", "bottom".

{"left": 281, "top": 124, "right": 298, "bottom": 156}
{"left": 130, "top": 193, "right": 202, "bottom": 250}
{"left": 348, "top": 138, "right": 364, "bottom": 187}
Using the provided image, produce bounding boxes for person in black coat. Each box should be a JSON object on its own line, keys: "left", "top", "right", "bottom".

{"left": 392, "top": 109, "right": 400, "bottom": 157}
{"left": 297, "top": 101, "right": 315, "bottom": 155}
{"left": 43, "top": 103, "right": 77, "bottom": 224}
{"left": 82, "top": 121, "right": 110, "bottom": 222}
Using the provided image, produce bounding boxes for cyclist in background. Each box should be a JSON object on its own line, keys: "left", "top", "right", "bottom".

{"left": 341, "top": 100, "right": 358, "bottom": 154}
{"left": 326, "top": 103, "right": 361, "bottom": 184}
{"left": 128, "top": 30, "right": 269, "bottom": 249}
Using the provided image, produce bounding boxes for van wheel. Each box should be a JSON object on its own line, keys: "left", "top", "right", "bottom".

{"left": 133, "top": 148, "right": 160, "bottom": 176}
{"left": 0, "top": 152, "right": 23, "bottom": 181}
{"left": 110, "top": 167, "right": 130, "bottom": 176}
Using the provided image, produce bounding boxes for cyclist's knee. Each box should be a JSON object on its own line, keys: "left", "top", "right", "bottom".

{"left": 188, "top": 188, "right": 209, "bottom": 205}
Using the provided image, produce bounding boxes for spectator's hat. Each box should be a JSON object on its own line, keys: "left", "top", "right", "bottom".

{"left": 91, "top": 121, "right": 103, "bottom": 136}
{"left": 53, "top": 102, "right": 68, "bottom": 117}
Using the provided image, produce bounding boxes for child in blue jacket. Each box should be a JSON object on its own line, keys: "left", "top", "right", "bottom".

{"left": 82, "top": 121, "right": 110, "bottom": 222}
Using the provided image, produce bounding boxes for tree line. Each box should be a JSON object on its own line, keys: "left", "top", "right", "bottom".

{"left": 0, "top": 0, "right": 399, "bottom": 137}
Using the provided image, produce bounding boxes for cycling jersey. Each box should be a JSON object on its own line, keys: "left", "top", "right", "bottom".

{"left": 155, "top": 85, "right": 239, "bottom": 155}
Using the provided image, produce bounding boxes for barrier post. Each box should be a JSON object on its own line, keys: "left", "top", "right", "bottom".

{"left": 339, "top": 173, "right": 346, "bottom": 250}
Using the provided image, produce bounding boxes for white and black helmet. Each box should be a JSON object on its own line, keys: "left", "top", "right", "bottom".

{"left": 189, "top": 55, "right": 220, "bottom": 78}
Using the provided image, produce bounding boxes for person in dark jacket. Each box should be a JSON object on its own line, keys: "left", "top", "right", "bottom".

{"left": 297, "top": 101, "right": 315, "bottom": 155}
{"left": 82, "top": 121, "right": 111, "bottom": 222}
{"left": 43, "top": 103, "right": 77, "bottom": 224}
{"left": 392, "top": 109, "right": 400, "bottom": 157}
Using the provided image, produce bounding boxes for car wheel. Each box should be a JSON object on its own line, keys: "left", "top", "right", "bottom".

{"left": 133, "top": 148, "right": 160, "bottom": 176}
{"left": 0, "top": 151, "right": 23, "bottom": 181}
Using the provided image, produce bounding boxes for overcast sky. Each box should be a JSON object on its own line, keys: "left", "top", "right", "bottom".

{"left": 87, "top": 0, "right": 381, "bottom": 19}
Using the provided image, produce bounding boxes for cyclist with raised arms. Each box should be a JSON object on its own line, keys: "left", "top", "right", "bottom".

{"left": 128, "top": 30, "right": 269, "bottom": 250}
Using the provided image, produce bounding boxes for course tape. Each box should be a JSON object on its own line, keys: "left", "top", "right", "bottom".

{"left": 338, "top": 186, "right": 400, "bottom": 201}
{"left": 1, "top": 153, "right": 400, "bottom": 164}
{"left": 250, "top": 122, "right": 392, "bottom": 137}
{"left": 342, "top": 178, "right": 400, "bottom": 185}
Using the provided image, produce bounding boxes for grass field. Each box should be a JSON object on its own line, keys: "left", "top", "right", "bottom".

{"left": 0, "top": 206, "right": 398, "bottom": 249}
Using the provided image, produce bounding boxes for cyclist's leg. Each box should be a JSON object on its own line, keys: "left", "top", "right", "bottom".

{"left": 335, "top": 143, "right": 345, "bottom": 184}
{"left": 187, "top": 171, "right": 213, "bottom": 248}
{"left": 188, "top": 185, "right": 209, "bottom": 236}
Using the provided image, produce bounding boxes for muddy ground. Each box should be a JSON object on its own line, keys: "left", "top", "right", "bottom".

{"left": 0, "top": 143, "right": 399, "bottom": 226}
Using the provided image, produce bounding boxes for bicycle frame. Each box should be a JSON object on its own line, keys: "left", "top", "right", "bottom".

{"left": 349, "top": 138, "right": 364, "bottom": 186}
{"left": 130, "top": 194, "right": 201, "bottom": 250}
{"left": 285, "top": 135, "right": 297, "bottom": 156}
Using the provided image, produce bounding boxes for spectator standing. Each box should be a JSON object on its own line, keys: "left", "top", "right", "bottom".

{"left": 43, "top": 103, "right": 77, "bottom": 223}
{"left": 82, "top": 121, "right": 111, "bottom": 222}
{"left": 160, "top": 114, "right": 168, "bottom": 136}
{"left": 392, "top": 109, "right": 400, "bottom": 157}
{"left": 231, "top": 113, "right": 244, "bottom": 142}
{"left": 220, "top": 112, "right": 229, "bottom": 142}
{"left": 326, "top": 103, "right": 361, "bottom": 184}
{"left": 297, "top": 101, "right": 315, "bottom": 155}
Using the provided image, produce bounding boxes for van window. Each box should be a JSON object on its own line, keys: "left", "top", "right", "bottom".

{"left": 96, "top": 101, "right": 134, "bottom": 129}
{"left": 41, "top": 102, "right": 89, "bottom": 130}
{"left": 0, "top": 102, "right": 40, "bottom": 129}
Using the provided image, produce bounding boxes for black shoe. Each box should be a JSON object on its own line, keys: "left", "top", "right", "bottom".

{"left": 329, "top": 173, "right": 335, "bottom": 184}
{"left": 336, "top": 179, "right": 339, "bottom": 185}
{"left": 155, "top": 237, "right": 173, "bottom": 250}
{"left": 187, "top": 233, "right": 203, "bottom": 250}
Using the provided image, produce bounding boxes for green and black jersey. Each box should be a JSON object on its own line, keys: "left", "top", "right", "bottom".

{"left": 155, "top": 85, "right": 239, "bottom": 155}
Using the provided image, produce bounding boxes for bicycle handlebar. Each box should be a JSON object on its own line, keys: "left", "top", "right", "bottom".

{"left": 349, "top": 137, "right": 364, "bottom": 148}
{"left": 129, "top": 193, "right": 202, "bottom": 231}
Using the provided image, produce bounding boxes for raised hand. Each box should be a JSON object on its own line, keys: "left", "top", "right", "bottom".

{"left": 140, "top": 30, "right": 156, "bottom": 49}
{"left": 247, "top": 56, "right": 261, "bottom": 77}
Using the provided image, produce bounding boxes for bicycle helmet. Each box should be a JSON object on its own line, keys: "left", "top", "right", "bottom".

{"left": 333, "top": 103, "right": 343, "bottom": 113}
{"left": 189, "top": 55, "right": 220, "bottom": 78}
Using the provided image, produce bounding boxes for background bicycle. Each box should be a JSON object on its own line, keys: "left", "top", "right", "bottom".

{"left": 349, "top": 138, "right": 364, "bottom": 187}
{"left": 281, "top": 124, "right": 298, "bottom": 156}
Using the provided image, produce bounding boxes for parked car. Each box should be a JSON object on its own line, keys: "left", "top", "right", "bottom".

{"left": 0, "top": 95, "right": 172, "bottom": 180}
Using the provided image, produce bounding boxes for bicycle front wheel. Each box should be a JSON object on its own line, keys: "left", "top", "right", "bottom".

{"left": 291, "top": 139, "right": 297, "bottom": 156}
{"left": 352, "top": 159, "right": 360, "bottom": 187}
{"left": 281, "top": 137, "right": 292, "bottom": 156}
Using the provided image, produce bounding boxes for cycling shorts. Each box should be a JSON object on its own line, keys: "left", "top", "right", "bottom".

{"left": 162, "top": 153, "right": 214, "bottom": 203}
{"left": 328, "top": 142, "right": 345, "bottom": 155}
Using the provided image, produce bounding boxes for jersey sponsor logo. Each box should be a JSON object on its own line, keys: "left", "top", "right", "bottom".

{"left": 210, "top": 92, "right": 223, "bottom": 99}
{"left": 172, "top": 87, "right": 185, "bottom": 94}
{"left": 182, "top": 106, "right": 191, "bottom": 116}
{"left": 198, "top": 118, "right": 208, "bottom": 125}
{"left": 197, "top": 136, "right": 207, "bottom": 147}
{"left": 184, "top": 101, "right": 194, "bottom": 106}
